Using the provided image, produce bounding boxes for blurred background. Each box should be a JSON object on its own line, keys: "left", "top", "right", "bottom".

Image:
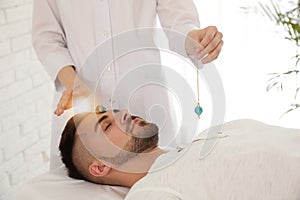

{"left": 0, "top": 0, "right": 299, "bottom": 199}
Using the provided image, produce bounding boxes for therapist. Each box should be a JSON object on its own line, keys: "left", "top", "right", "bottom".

{"left": 32, "top": 0, "right": 223, "bottom": 169}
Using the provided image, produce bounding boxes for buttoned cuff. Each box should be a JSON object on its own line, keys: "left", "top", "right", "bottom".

{"left": 169, "top": 23, "right": 199, "bottom": 59}
{"left": 180, "top": 23, "right": 199, "bottom": 37}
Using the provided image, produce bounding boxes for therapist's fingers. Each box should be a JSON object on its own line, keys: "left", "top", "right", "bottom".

{"left": 186, "top": 26, "right": 223, "bottom": 64}
{"left": 198, "top": 26, "right": 219, "bottom": 48}
{"left": 54, "top": 89, "right": 73, "bottom": 116}
{"left": 201, "top": 40, "right": 224, "bottom": 64}
{"left": 197, "top": 28, "right": 223, "bottom": 60}
{"left": 199, "top": 32, "right": 223, "bottom": 59}
{"left": 54, "top": 80, "right": 91, "bottom": 116}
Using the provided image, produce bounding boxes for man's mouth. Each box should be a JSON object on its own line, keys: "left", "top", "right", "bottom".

{"left": 131, "top": 115, "right": 148, "bottom": 126}
{"left": 133, "top": 118, "right": 142, "bottom": 125}
{"left": 131, "top": 115, "right": 142, "bottom": 122}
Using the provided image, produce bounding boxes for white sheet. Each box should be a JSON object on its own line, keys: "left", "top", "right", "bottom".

{"left": 125, "top": 119, "right": 300, "bottom": 199}
{"left": 10, "top": 119, "right": 300, "bottom": 200}
{"left": 12, "top": 166, "right": 129, "bottom": 200}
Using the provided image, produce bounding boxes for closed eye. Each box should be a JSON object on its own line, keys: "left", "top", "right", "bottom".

{"left": 105, "top": 123, "right": 111, "bottom": 131}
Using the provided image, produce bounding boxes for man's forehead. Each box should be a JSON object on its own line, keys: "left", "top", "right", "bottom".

{"left": 75, "top": 113, "right": 101, "bottom": 135}
{"left": 75, "top": 112, "right": 98, "bottom": 123}
{"left": 75, "top": 110, "right": 109, "bottom": 122}
{"left": 75, "top": 110, "right": 117, "bottom": 134}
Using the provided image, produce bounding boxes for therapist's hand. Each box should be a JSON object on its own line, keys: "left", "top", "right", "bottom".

{"left": 54, "top": 66, "right": 90, "bottom": 116}
{"left": 54, "top": 79, "right": 90, "bottom": 116}
{"left": 186, "top": 26, "right": 224, "bottom": 64}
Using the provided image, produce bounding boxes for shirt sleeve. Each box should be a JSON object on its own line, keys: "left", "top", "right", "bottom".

{"left": 32, "top": 0, "right": 76, "bottom": 90}
{"left": 157, "top": 0, "right": 200, "bottom": 57}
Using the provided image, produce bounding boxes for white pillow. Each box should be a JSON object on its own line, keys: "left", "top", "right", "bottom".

{"left": 12, "top": 166, "right": 129, "bottom": 200}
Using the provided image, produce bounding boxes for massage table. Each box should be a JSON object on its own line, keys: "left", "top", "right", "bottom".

{"left": 11, "top": 119, "right": 300, "bottom": 200}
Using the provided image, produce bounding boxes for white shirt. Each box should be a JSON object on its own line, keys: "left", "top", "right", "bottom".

{"left": 32, "top": 0, "right": 200, "bottom": 169}
{"left": 32, "top": 0, "right": 200, "bottom": 89}
{"left": 125, "top": 119, "right": 300, "bottom": 199}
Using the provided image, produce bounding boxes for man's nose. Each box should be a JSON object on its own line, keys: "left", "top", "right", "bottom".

{"left": 120, "top": 109, "right": 131, "bottom": 124}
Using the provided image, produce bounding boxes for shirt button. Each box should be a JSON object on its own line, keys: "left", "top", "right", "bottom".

{"left": 102, "top": 31, "right": 109, "bottom": 38}
{"left": 108, "top": 98, "right": 115, "bottom": 104}
{"left": 106, "top": 64, "right": 111, "bottom": 71}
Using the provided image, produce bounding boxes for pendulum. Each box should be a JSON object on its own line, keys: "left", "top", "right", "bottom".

{"left": 194, "top": 57, "right": 203, "bottom": 118}
{"left": 195, "top": 102, "right": 203, "bottom": 118}
{"left": 194, "top": 56, "right": 203, "bottom": 118}
{"left": 95, "top": 105, "right": 107, "bottom": 113}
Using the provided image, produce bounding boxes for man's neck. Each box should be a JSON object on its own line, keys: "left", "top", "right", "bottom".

{"left": 111, "top": 147, "right": 166, "bottom": 187}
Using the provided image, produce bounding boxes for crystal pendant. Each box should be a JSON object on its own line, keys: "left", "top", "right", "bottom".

{"left": 95, "top": 105, "right": 107, "bottom": 113}
{"left": 194, "top": 104, "right": 203, "bottom": 118}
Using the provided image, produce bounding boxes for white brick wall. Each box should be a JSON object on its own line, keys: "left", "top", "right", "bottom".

{"left": 0, "top": 150, "right": 4, "bottom": 164}
{"left": 5, "top": 4, "right": 32, "bottom": 23}
{"left": 0, "top": 0, "right": 54, "bottom": 199}
{"left": 0, "top": 173, "right": 10, "bottom": 196}
{"left": 0, "top": 69, "right": 14, "bottom": 88}
{"left": 0, "top": 40, "right": 10, "bottom": 56}
{"left": 0, "top": 0, "right": 24, "bottom": 9}
{"left": 0, "top": 10, "right": 5, "bottom": 25}
{"left": 11, "top": 33, "right": 31, "bottom": 52}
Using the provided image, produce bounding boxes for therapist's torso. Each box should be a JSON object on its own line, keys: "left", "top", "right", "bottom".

{"left": 56, "top": 0, "right": 158, "bottom": 70}
{"left": 33, "top": 0, "right": 200, "bottom": 169}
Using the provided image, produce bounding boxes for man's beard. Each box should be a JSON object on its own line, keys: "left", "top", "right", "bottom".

{"left": 99, "top": 123, "right": 159, "bottom": 167}
{"left": 126, "top": 123, "right": 159, "bottom": 153}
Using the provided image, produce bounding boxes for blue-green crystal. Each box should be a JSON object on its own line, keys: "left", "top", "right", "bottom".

{"left": 194, "top": 105, "right": 203, "bottom": 116}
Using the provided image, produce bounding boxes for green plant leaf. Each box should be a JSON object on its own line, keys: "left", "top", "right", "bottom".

{"left": 280, "top": 104, "right": 300, "bottom": 118}
{"left": 295, "top": 87, "right": 300, "bottom": 99}
{"left": 266, "top": 81, "right": 280, "bottom": 91}
{"left": 280, "top": 108, "right": 295, "bottom": 118}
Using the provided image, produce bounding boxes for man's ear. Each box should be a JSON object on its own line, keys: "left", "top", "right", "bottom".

{"left": 89, "top": 160, "right": 111, "bottom": 177}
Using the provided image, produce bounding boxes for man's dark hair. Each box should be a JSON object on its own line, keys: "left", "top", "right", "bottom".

{"left": 58, "top": 113, "right": 90, "bottom": 179}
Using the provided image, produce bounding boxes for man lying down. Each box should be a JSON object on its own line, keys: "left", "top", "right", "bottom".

{"left": 59, "top": 109, "right": 300, "bottom": 199}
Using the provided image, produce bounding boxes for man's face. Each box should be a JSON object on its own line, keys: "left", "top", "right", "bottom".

{"left": 75, "top": 109, "right": 159, "bottom": 167}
